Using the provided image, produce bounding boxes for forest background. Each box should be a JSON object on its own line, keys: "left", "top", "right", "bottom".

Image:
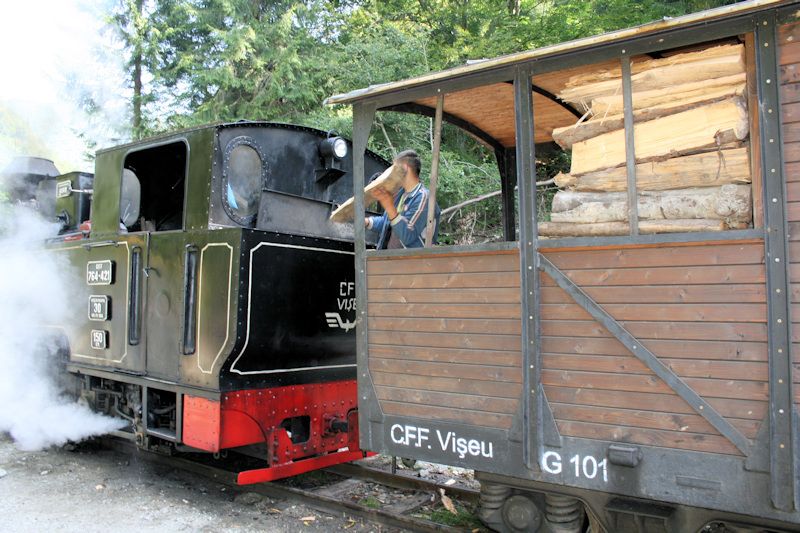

{"left": 3, "top": 0, "right": 738, "bottom": 242}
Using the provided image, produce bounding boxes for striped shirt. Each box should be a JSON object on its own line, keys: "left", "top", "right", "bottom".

{"left": 366, "top": 182, "right": 440, "bottom": 249}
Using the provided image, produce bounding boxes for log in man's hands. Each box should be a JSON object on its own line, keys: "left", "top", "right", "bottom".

{"left": 371, "top": 186, "right": 398, "bottom": 220}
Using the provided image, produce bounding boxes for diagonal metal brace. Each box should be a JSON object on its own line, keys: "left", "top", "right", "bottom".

{"left": 537, "top": 253, "right": 752, "bottom": 456}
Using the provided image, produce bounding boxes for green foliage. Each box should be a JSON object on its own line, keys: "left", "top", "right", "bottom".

{"left": 536, "top": 146, "right": 571, "bottom": 222}
{"left": 134, "top": 0, "right": 342, "bottom": 130}
{"left": 107, "top": 0, "right": 735, "bottom": 242}
{"left": 423, "top": 502, "right": 484, "bottom": 529}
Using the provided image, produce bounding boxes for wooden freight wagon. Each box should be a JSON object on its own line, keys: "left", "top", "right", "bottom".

{"left": 327, "top": 1, "right": 800, "bottom": 531}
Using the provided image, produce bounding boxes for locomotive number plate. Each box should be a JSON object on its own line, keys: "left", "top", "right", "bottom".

{"left": 88, "top": 295, "right": 110, "bottom": 321}
{"left": 86, "top": 260, "right": 114, "bottom": 285}
{"left": 56, "top": 180, "right": 72, "bottom": 198}
{"left": 90, "top": 330, "right": 108, "bottom": 350}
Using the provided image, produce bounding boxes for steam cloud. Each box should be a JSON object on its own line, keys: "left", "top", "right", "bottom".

{"left": 0, "top": 205, "right": 124, "bottom": 450}
{"left": 0, "top": 0, "right": 131, "bottom": 451}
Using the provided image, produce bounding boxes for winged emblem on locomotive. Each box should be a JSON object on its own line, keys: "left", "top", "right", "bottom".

{"left": 325, "top": 312, "right": 355, "bottom": 332}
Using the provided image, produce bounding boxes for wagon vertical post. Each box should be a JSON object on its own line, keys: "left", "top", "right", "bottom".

{"left": 352, "top": 102, "right": 380, "bottom": 451}
{"left": 621, "top": 55, "right": 639, "bottom": 236}
{"left": 514, "top": 65, "right": 541, "bottom": 469}
{"left": 496, "top": 147, "right": 517, "bottom": 241}
{"left": 425, "top": 94, "right": 444, "bottom": 248}
{"left": 755, "top": 11, "right": 798, "bottom": 512}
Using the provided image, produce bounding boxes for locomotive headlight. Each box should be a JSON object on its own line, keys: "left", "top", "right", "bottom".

{"left": 332, "top": 137, "right": 348, "bottom": 159}
{"left": 319, "top": 136, "right": 348, "bottom": 160}
{"left": 317, "top": 135, "right": 348, "bottom": 182}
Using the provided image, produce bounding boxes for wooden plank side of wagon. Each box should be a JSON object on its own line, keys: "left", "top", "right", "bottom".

{"left": 541, "top": 319, "right": 768, "bottom": 342}
{"left": 538, "top": 264, "right": 766, "bottom": 286}
{"left": 539, "top": 241, "right": 769, "bottom": 458}
{"left": 544, "top": 386, "right": 766, "bottom": 420}
{"left": 540, "top": 284, "right": 767, "bottom": 304}
{"left": 549, "top": 403, "right": 761, "bottom": 438}
{"left": 365, "top": 250, "right": 524, "bottom": 433}
{"left": 557, "top": 420, "right": 742, "bottom": 455}
{"left": 540, "top": 336, "right": 767, "bottom": 361}
{"left": 784, "top": 19, "right": 800, "bottom": 425}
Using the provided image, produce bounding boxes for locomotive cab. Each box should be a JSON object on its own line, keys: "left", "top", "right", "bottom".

{"left": 48, "top": 122, "right": 388, "bottom": 483}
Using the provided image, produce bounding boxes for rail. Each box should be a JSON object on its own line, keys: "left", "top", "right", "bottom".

{"left": 100, "top": 437, "right": 480, "bottom": 532}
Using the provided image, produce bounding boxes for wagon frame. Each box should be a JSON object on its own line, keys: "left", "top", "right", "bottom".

{"left": 328, "top": 1, "right": 800, "bottom": 530}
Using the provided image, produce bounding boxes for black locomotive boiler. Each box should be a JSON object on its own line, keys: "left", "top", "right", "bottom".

{"left": 14, "top": 122, "right": 389, "bottom": 482}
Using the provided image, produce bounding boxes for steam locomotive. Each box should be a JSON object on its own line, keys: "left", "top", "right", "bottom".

{"left": 4, "top": 122, "right": 388, "bottom": 483}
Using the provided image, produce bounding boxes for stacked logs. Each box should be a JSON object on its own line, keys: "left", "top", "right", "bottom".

{"left": 540, "top": 44, "right": 753, "bottom": 237}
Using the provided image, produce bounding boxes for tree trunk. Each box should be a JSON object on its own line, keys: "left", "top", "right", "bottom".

{"left": 549, "top": 184, "right": 752, "bottom": 225}
{"left": 554, "top": 147, "right": 751, "bottom": 192}
{"left": 133, "top": 55, "right": 142, "bottom": 136}
{"left": 539, "top": 219, "right": 733, "bottom": 237}
{"left": 132, "top": 0, "right": 144, "bottom": 138}
{"left": 569, "top": 97, "right": 749, "bottom": 176}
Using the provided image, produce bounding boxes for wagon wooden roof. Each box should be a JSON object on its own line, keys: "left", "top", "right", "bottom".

{"left": 325, "top": 0, "right": 789, "bottom": 148}
{"left": 410, "top": 61, "right": 620, "bottom": 146}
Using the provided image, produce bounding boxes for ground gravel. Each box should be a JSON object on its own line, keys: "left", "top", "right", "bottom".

{"left": 0, "top": 435, "right": 390, "bottom": 532}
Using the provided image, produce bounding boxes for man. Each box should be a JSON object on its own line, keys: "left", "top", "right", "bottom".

{"left": 365, "top": 150, "right": 440, "bottom": 249}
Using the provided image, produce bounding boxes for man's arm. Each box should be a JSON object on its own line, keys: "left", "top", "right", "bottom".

{"left": 367, "top": 186, "right": 398, "bottom": 235}
{"left": 366, "top": 214, "right": 387, "bottom": 233}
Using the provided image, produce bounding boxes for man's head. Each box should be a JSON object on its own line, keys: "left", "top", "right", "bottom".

{"left": 394, "top": 150, "right": 421, "bottom": 187}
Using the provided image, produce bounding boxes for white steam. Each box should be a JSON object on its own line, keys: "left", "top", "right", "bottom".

{"left": 0, "top": 205, "right": 124, "bottom": 450}
{"left": 0, "top": 0, "right": 131, "bottom": 449}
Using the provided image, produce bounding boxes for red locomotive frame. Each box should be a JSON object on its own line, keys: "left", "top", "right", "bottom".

{"left": 183, "top": 380, "right": 369, "bottom": 483}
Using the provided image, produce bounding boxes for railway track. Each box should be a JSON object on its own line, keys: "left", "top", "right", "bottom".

{"left": 100, "top": 438, "right": 482, "bottom": 532}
